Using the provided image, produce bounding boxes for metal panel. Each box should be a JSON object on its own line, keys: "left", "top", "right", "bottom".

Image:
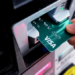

{"left": 22, "top": 52, "right": 55, "bottom": 75}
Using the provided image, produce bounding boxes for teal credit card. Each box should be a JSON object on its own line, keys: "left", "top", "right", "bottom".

{"left": 31, "top": 16, "right": 72, "bottom": 52}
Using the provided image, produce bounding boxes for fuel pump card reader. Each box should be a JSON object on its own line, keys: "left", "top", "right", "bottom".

{"left": 31, "top": 16, "right": 72, "bottom": 52}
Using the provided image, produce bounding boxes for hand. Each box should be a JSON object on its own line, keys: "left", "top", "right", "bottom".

{"left": 66, "top": 18, "right": 75, "bottom": 48}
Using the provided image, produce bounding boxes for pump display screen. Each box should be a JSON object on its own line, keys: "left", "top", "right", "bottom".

{"left": 13, "top": 0, "right": 58, "bottom": 9}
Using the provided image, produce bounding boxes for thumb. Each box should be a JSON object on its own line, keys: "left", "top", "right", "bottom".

{"left": 66, "top": 23, "right": 75, "bottom": 34}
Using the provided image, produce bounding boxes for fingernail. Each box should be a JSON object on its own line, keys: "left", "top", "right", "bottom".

{"left": 67, "top": 23, "right": 75, "bottom": 30}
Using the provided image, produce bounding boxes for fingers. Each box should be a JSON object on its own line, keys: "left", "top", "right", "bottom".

{"left": 66, "top": 19, "right": 75, "bottom": 47}
{"left": 66, "top": 18, "right": 75, "bottom": 34}
{"left": 66, "top": 23, "right": 75, "bottom": 34}
{"left": 68, "top": 36, "right": 75, "bottom": 46}
{"left": 71, "top": 18, "right": 75, "bottom": 23}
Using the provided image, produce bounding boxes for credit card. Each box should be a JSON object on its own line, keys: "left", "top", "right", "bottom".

{"left": 31, "top": 15, "right": 72, "bottom": 52}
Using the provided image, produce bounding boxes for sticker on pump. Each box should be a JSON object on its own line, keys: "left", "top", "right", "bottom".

{"left": 63, "top": 66, "right": 75, "bottom": 75}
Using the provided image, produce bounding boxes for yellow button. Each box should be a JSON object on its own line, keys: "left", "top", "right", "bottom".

{"left": 63, "top": 66, "right": 75, "bottom": 75}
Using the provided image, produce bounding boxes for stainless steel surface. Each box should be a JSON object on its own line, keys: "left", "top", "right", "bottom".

{"left": 13, "top": 38, "right": 26, "bottom": 75}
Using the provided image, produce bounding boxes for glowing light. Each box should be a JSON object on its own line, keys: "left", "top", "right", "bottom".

{"left": 26, "top": 38, "right": 28, "bottom": 43}
{"left": 35, "top": 62, "right": 52, "bottom": 75}
{"left": 13, "top": 23, "right": 27, "bottom": 48}
{"left": 60, "top": 7, "right": 64, "bottom": 10}
{"left": 14, "top": 23, "right": 25, "bottom": 38}
{"left": 35, "top": 38, "right": 38, "bottom": 44}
